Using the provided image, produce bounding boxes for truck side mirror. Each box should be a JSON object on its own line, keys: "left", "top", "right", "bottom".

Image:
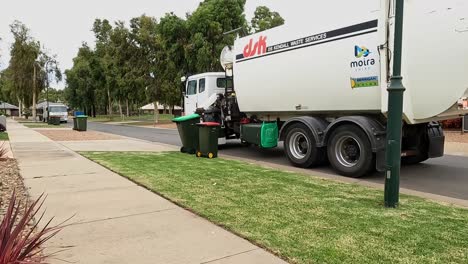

{"left": 180, "top": 84, "right": 186, "bottom": 96}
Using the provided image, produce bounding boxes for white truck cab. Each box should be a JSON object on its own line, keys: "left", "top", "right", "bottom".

{"left": 43, "top": 103, "right": 69, "bottom": 123}
{"left": 183, "top": 72, "right": 229, "bottom": 115}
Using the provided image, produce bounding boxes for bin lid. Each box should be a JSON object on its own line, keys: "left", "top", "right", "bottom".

{"left": 197, "top": 122, "right": 221, "bottom": 127}
{"left": 76, "top": 115, "right": 88, "bottom": 118}
{"left": 172, "top": 114, "right": 200, "bottom": 122}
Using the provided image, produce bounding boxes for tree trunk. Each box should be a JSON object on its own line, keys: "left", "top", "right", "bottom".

{"left": 32, "top": 66, "right": 37, "bottom": 121}
{"left": 154, "top": 101, "right": 159, "bottom": 124}
{"left": 107, "top": 87, "right": 112, "bottom": 116}
{"left": 17, "top": 97, "right": 22, "bottom": 118}
{"left": 169, "top": 105, "right": 173, "bottom": 115}
{"left": 126, "top": 99, "right": 130, "bottom": 117}
{"left": 118, "top": 100, "right": 123, "bottom": 120}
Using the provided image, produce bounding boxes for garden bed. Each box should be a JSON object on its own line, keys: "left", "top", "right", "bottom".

{"left": 0, "top": 159, "right": 30, "bottom": 218}
{"left": 38, "top": 129, "right": 121, "bottom": 141}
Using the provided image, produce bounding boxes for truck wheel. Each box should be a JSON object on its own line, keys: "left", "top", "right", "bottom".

{"left": 327, "top": 124, "right": 374, "bottom": 178}
{"left": 284, "top": 123, "right": 326, "bottom": 168}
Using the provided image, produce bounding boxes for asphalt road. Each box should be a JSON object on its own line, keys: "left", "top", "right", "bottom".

{"left": 85, "top": 122, "right": 468, "bottom": 201}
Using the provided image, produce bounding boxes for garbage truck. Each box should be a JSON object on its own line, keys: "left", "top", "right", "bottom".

{"left": 180, "top": 0, "right": 468, "bottom": 177}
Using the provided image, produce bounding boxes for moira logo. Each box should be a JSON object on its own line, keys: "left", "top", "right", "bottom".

{"left": 243, "top": 36, "right": 267, "bottom": 58}
{"left": 354, "top": 45, "right": 370, "bottom": 58}
{"left": 351, "top": 45, "right": 375, "bottom": 68}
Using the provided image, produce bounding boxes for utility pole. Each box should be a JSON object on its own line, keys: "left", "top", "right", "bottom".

{"left": 33, "top": 64, "right": 37, "bottom": 121}
{"left": 44, "top": 59, "right": 55, "bottom": 123}
{"left": 384, "top": 0, "right": 406, "bottom": 208}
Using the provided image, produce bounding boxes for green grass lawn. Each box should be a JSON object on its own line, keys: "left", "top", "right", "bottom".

{"left": 83, "top": 152, "right": 468, "bottom": 264}
{"left": 22, "top": 123, "right": 66, "bottom": 128}
{"left": 0, "top": 132, "right": 8, "bottom": 141}
{"left": 88, "top": 114, "right": 175, "bottom": 123}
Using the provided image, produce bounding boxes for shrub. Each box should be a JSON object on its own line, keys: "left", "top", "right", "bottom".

{"left": 0, "top": 191, "right": 67, "bottom": 264}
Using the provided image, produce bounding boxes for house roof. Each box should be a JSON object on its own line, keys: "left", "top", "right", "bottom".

{"left": 0, "top": 102, "right": 19, "bottom": 110}
{"left": 140, "top": 103, "right": 182, "bottom": 110}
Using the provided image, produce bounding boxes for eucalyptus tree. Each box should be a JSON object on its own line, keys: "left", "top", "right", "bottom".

{"left": 65, "top": 43, "right": 99, "bottom": 116}
{"left": 8, "top": 21, "right": 40, "bottom": 116}
{"left": 158, "top": 13, "right": 188, "bottom": 113}
{"left": 92, "top": 19, "right": 114, "bottom": 114}
{"left": 251, "top": 6, "right": 285, "bottom": 33}
{"left": 186, "top": 0, "right": 248, "bottom": 73}
{"left": 129, "top": 15, "right": 164, "bottom": 122}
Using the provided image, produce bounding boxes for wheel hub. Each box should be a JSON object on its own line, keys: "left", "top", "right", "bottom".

{"left": 335, "top": 136, "right": 362, "bottom": 167}
{"left": 289, "top": 132, "right": 310, "bottom": 159}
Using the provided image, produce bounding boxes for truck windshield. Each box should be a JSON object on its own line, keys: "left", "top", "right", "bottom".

{"left": 187, "top": 80, "right": 197, "bottom": 95}
{"left": 217, "top": 78, "right": 233, "bottom": 89}
{"left": 49, "top": 106, "right": 67, "bottom": 112}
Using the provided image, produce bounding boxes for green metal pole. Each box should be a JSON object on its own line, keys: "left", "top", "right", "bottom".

{"left": 384, "top": 0, "right": 406, "bottom": 208}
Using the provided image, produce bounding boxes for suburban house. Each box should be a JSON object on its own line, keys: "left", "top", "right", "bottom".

{"left": 0, "top": 102, "right": 19, "bottom": 117}
{"left": 140, "top": 103, "right": 182, "bottom": 116}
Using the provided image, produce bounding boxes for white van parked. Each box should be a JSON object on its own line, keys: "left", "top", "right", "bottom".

{"left": 41, "top": 103, "right": 69, "bottom": 123}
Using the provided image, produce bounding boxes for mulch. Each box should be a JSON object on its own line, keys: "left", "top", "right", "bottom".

{"left": 37, "top": 129, "right": 121, "bottom": 141}
{"left": 0, "top": 159, "right": 30, "bottom": 218}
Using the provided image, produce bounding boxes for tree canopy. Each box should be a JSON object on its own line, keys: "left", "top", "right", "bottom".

{"left": 1, "top": 1, "right": 284, "bottom": 121}
{"left": 0, "top": 21, "right": 61, "bottom": 119}
{"left": 251, "top": 6, "right": 285, "bottom": 33}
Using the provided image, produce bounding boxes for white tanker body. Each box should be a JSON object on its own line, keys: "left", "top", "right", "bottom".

{"left": 233, "top": 0, "right": 468, "bottom": 123}
{"left": 183, "top": 0, "right": 468, "bottom": 177}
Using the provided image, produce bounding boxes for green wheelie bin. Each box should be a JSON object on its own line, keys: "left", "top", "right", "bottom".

{"left": 196, "top": 122, "right": 220, "bottom": 159}
{"left": 172, "top": 114, "right": 200, "bottom": 154}
{"left": 75, "top": 115, "right": 88, "bottom": 131}
{"left": 73, "top": 117, "right": 78, "bottom": 130}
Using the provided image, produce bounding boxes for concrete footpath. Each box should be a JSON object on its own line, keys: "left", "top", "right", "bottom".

{"left": 7, "top": 120, "right": 286, "bottom": 264}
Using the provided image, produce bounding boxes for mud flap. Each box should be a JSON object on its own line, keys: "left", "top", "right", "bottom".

{"left": 428, "top": 122, "right": 445, "bottom": 158}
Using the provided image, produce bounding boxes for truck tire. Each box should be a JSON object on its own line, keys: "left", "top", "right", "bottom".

{"left": 327, "top": 124, "right": 374, "bottom": 177}
{"left": 284, "top": 123, "right": 326, "bottom": 168}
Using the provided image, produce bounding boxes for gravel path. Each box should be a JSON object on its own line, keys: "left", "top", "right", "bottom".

{"left": 37, "top": 129, "right": 121, "bottom": 141}
{"left": 0, "top": 159, "right": 30, "bottom": 218}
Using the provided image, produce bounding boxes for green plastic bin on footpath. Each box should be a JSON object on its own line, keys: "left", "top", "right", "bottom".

{"left": 172, "top": 114, "right": 200, "bottom": 154}
{"left": 75, "top": 115, "right": 88, "bottom": 131}
{"left": 48, "top": 116, "right": 61, "bottom": 126}
{"left": 73, "top": 117, "right": 78, "bottom": 130}
{"left": 196, "top": 122, "right": 220, "bottom": 159}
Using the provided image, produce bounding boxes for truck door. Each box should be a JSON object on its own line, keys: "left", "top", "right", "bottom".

{"left": 185, "top": 79, "right": 198, "bottom": 115}
{"left": 197, "top": 78, "right": 208, "bottom": 107}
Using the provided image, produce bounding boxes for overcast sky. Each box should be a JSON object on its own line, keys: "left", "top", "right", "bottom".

{"left": 0, "top": 0, "right": 372, "bottom": 88}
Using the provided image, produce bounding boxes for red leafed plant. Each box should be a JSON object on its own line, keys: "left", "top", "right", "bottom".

{"left": 0, "top": 191, "right": 66, "bottom": 264}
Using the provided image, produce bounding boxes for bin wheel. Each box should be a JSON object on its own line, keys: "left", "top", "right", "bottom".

{"left": 180, "top": 147, "right": 186, "bottom": 153}
{"left": 208, "top": 153, "right": 214, "bottom": 159}
{"left": 197, "top": 151, "right": 202, "bottom": 157}
{"left": 188, "top": 149, "right": 196, "bottom": 155}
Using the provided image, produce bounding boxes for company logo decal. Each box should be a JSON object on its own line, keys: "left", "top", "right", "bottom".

{"left": 351, "top": 44, "right": 375, "bottom": 70}
{"left": 351, "top": 76, "right": 379, "bottom": 89}
{"left": 243, "top": 36, "right": 267, "bottom": 58}
{"left": 350, "top": 44, "right": 379, "bottom": 89}
{"left": 354, "top": 45, "right": 370, "bottom": 58}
